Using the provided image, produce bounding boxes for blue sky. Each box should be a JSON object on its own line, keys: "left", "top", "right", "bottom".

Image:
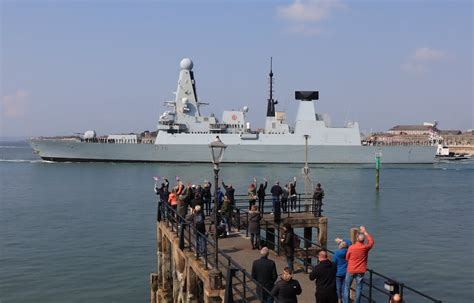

{"left": 1, "top": 0, "right": 472, "bottom": 137}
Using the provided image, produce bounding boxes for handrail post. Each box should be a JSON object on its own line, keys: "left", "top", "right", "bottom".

{"left": 204, "top": 237, "right": 208, "bottom": 269}
{"left": 277, "top": 223, "right": 280, "bottom": 256}
{"left": 237, "top": 208, "right": 241, "bottom": 232}
{"left": 242, "top": 269, "right": 247, "bottom": 299}
{"left": 246, "top": 211, "right": 249, "bottom": 237}
{"left": 305, "top": 239, "right": 309, "bottom": 273}
{"left": 369, "top": 269, "right": 373, "bottom": 302}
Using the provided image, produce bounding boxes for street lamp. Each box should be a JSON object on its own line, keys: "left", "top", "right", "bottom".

{"left": 208, "top": 136, "right": 226, "bottom": 288}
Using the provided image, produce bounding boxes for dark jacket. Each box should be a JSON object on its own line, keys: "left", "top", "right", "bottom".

{"left": 309, "top": 260, "right": 337, "bottom": 295}
{"left": 192, "top": 210, "right": 206, "bottom": 234}
{"left": 251, "top": 256, "right": 278, "bottom": 292}
{"left": 270, "top": 278, "right": 302, "bottom": 303}
{"left": 282, "top": 229, "right": 295, "bottom": 258}
{"left": 248, "top": 210, "right": 261, "bottom": 234}
{"left": 271, "top": 184, "right": 283, "bottom": 197}
{"left": 313, "top": 188, "right": 325, "bottom": 201}
{"left": 257, "top": 182, "right": 268, "bottom": 198}
{"left": 222, "top": 182, "right": 235, "bottom": 202}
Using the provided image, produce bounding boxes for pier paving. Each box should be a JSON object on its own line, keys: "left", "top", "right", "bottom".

{"left": 219, "top": 230, "right": 317, "bottom": 303}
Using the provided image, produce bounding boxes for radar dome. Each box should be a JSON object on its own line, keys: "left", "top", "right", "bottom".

{"left": 180, "top": 58, "right": 193, "bottom": 70}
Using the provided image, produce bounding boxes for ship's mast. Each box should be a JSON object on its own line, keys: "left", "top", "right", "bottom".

{"left": 266, "top": 57, "right": 278, "bottom": 117}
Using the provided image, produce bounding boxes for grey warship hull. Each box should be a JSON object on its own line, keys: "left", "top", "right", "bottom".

{"left": 30, "top": 138, "right": 436, "bottom": 164}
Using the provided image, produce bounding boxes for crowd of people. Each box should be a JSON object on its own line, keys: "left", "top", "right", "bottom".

{"left": 250, "top": 226, "right": 379, "bottom": 303}
{"left": 153, "top": 176, "right": 403, "bottom": 303}
{"left": 154, "top": 175, "right": 326, "bottom": 230}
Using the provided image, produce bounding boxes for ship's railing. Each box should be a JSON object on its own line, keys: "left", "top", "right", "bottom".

{"left": 158, "top": 202, "right": 273, "bottom": 302}
{"left": 232, "top": 206, "right": 442, "bottom": 303}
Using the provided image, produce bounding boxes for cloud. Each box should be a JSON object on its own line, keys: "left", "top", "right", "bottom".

{"left": 401, "top": 47, "right": 446, "bottom": 74}
{"left": 277, "top": 0, "right": 346, "bottom": 36}
{"left": 285, "top": 24, "right": 323, "bottom": 36}
{"left": 277, "top": 0, "right": 346, "bottom": 22}
{"left": 2, "top": 90, "right": 29, "bottom": 118}
{"left": 413, "top": 47, "right": 446, "bottom": 61}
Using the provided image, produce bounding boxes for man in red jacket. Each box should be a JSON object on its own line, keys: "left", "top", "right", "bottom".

{"left": 343, "top": 226, "right": 374, "bottom": 303}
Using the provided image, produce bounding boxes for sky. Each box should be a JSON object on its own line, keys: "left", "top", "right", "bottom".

{"left": 1, "top": 0, "right": 473, "bottom": 138}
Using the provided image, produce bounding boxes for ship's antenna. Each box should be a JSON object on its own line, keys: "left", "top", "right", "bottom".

{"left": 267, "top": 57, "right": 278, "bottom": 117}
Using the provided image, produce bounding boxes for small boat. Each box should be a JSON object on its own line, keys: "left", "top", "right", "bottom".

{"left": 436, "top": 144, "right": 471, "bottom": 160}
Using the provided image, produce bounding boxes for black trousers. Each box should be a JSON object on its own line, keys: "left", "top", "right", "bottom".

{"left": 316, "top": 291, "right": 338, "bottom": 303}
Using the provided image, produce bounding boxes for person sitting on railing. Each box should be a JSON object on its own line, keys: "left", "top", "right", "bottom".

{"left": 248, "top": 177, "right": 258, "bottom": 210}
{"left": 248, "top": 205, "right": 262, "bottom": 249}
{"left": 333, "top": 238, "right": 352, "bottom": 303}
{"left": 251, "top": 247, "right": 278, "bottom": 303}
{"left": 270, "top": 267, "right": 302, "bottom": 303}
{"left": 289, "top": 177, "right": 297, "bottom": 212}
{"left": 257, "top": 178, "right": 268, "bottom": 213}
{"left": 270, "top": 181, "right": 283, "bottom": 215}
{"left": 309, "top": 249, "right": 338, "bottom": 303}
{"left": 221, "top": 180, "right": 235, "bottom": 205}
{"left": 281, "top": 223, "right": 295, "bottom": 274}
{"left": 220, "top": 195, "right": 232, "bottom": 236}
{"left": 312, "top": 183, "right": 325, "bottom": 217}
{"left": 343, "top": 226, "right": 374, "bottom": 303}
{"left": 192, "top": 205, "right": 206, "bottom": 256}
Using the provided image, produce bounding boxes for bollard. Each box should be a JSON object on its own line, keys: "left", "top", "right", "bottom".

{"left": 375, "top": 152, "right": 381, "bottom": 191}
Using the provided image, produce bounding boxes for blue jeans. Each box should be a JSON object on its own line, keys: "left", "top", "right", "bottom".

{"left": 343, "top": 272, "right": 364, "bottom": 303}
{"left": 272, "top": 196, "right": 279, "bottom": 212}
{"left": 336, "top": 276, "right": 345, "bottom": 299}
{"left": 286, "top": 256, "right": 294, "bottom": 273}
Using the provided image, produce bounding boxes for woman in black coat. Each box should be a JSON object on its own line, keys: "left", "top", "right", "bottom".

{"left": 257, "top": 179, "right": 268, "bottom": 213}
{"left": 248, "top": 205, "right": 262, "bottom": 249}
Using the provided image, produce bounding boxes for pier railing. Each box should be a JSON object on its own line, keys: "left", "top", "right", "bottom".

{"left": 157, "top": 201, "right": 441, "bottom": 302}
{"left": 159, "top": 202, "right": 273, "bottom": 302}
{"left": 247, "top": 215, "right": 442, "bottom": 303}
{"left": 232, "top": 193, "right": 320, "bottom": 216}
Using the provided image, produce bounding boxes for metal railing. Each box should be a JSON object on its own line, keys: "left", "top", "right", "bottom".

{"left": 235, "top": 209, "right": 442, "bottom": 303}
{"left": 158, "top": 202, "right": 273, "bottom": 302}
{"left": 157, "top": 199, "right": 441, "bottom": 303}
{"left": 231, "top": 193, "right": 321, "bottom": 217}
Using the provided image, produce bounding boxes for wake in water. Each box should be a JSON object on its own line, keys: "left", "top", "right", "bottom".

{"left": 0, "top": 159, "right": 50, "bottom": 163}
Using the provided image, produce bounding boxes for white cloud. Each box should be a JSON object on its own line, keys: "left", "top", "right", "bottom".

{"left": 413, "top": 47, "right": 446, "bottom": 61}
{"left": 285, "top": 24, "right": 323, "bottom": 36}
{"left": 2, "top": 90, "right": 29, "bottom": 118}
{"left": 277, "top": 0, "right": 346, "bottom": 22}
{"left": 401, "top": 47, "right": 447, "bottom": 74}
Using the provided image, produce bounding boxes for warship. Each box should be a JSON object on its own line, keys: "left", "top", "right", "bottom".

{"left": 30, "top": 58, "right": 437, "bottom": 163}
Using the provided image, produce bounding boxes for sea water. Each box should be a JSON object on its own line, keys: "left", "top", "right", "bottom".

{"left": 0, "top": 141, "right": 472, "bottom": 302}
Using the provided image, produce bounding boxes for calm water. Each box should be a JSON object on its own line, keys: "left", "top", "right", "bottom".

{"left": 0, "top": 141, "right": 473, "bottom": 302}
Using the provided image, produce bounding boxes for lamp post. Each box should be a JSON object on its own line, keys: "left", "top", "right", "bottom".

{"left": 208, "top": 136, "right": 227, "bottom": 289}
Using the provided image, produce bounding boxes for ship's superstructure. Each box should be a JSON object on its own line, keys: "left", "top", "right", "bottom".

{"left": 30, "top": 58, "right": 436, "bottom": 163}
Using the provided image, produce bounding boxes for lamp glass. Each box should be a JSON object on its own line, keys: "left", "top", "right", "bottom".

{"left": 209, "top": 137, "right": 227, "bottom": 164}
